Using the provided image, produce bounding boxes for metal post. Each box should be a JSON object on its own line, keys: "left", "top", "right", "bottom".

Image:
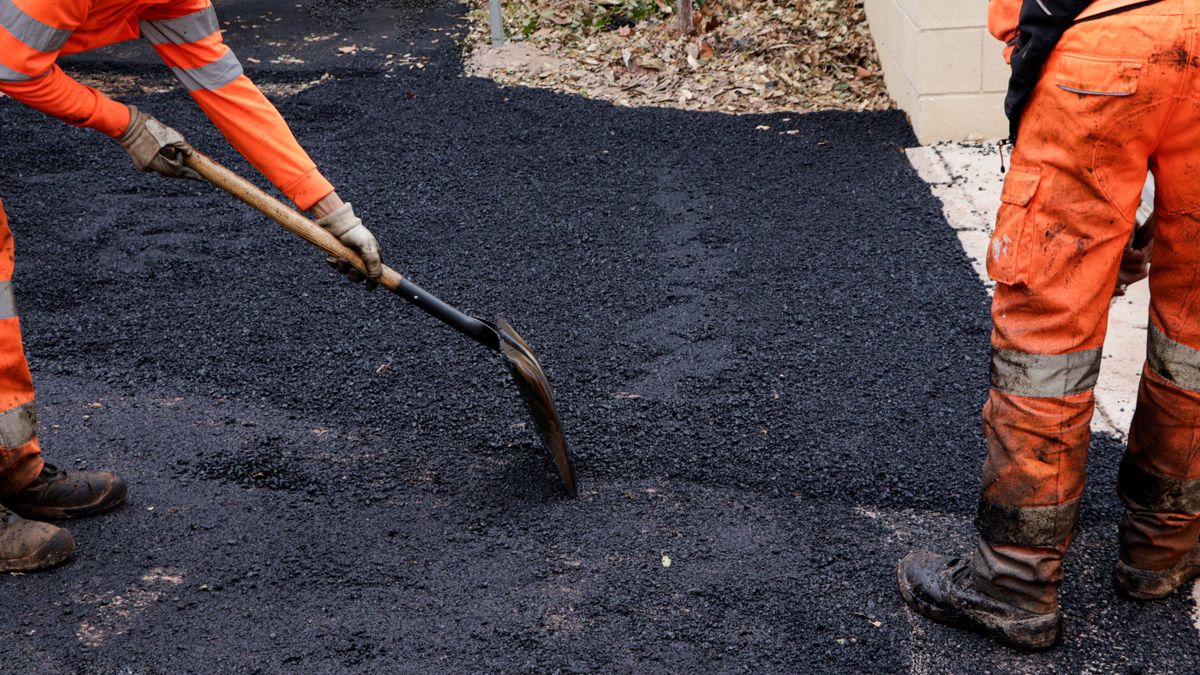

{"left": 677, "top": 0, "right": 693, "bottom": 35}
{"left": 489, "top": 0, "right": 505, "bottom": 47}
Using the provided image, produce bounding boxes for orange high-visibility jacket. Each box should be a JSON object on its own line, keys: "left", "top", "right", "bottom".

{"left": 989, "top": 0, "right": 1155, "bottom": 61}
{"left": 0, "top": 0, "right": 333, "bottom": 210}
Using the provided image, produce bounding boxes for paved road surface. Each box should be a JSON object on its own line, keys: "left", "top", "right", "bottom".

{"left": 0, "top": 1, "right": 1195, "bottom": 671}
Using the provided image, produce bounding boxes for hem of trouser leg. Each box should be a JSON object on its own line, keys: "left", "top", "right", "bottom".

{"left": 970, "top": 538, "right": 1063, "bottom": 615}
{"left": 0, "top": 439, "right": 41, "bottom": 497}
{"left": 1117, "top": 512, "right": 1200, "bottom": 570}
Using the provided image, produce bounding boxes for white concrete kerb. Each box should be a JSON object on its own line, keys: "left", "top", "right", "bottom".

{"left": 907, "top": 143, "right": 1150, "bottom": 439}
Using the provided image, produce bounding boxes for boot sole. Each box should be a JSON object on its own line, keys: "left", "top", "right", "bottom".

{"left": 1114, "top": 559, "right": 1200, "bottom": 601}
{"left": 897, "top": 563, "right": 1060, "bottom": 651}
{"left": 12, "top": 479, "right": 127, "bottom": 521}
{"left": 0, "top": 529, "right": 75, "bottom": 572}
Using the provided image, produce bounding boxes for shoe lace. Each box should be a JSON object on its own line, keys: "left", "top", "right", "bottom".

{"left": 948, "top": 557, "right": 972, "bottom": 584}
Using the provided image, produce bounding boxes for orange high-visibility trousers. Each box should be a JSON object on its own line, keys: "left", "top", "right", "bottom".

{"left": 975, "top": 0, "right": 1200, "bottom": 613}
{"left": 0, "top": 200, "right": 43, "bottom": 495}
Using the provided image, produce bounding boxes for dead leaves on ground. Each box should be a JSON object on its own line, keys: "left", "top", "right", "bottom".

{"left": 466, "top": 0, "right": 891, "bottom": 114}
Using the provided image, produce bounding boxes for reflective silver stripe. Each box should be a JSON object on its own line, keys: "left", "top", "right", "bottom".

{"left": 0, "top": 0, "right": 70, "bottom": 52}
{"left": 990, "top": 347, "right": 1102, "bottom": 398}
{"left": 0, "top": 61, "right": 30, "bottom": 82}
{"left": 0, "top": 281, "right": 15, "bottom": 320}
{"left": 0, "top": 401, "right": 36, "bottom": 449}
{"left": 139, "top": 7, "right": 220, "bottom": 46}
{"left": 1147, "top": 323, "right": 1200, "bottom": 392}
{"left": 169, "top": 50, "right": 242, "bottom": 91}
{"left": 975, "top": 498, "right": 1080, "bottom": 547}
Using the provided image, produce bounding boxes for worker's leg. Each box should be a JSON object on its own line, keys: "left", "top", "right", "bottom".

{"left": 970, "top": 11, "right": 1190, "bottom": 610}
{"left": 900, "top": 3, "right": 1190, "bottom": 648}
{"left": 0, "top": 202, "right": 125, "bottom": 522}
{"left": 0, "top": 199, "right": 76, "bottom": 572}
{"left": 0, "top": 199, "right": 43, "bottom": 496}
{"left": 1115, "top": 56, "right": 1200, "bottom": 594}
{"left": 1120, "top": 236, "right": 1200, "bottom": 579}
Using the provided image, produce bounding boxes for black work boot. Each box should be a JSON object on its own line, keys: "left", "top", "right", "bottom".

{"left": 897, "top": 551, "right": 1061, "bottom": 650}
{"left": 1115, "top": 541, "right": 1200, "bottom": 600}
{"left": 3, "top": 463, "right": 126, "bottom": 520}
{"left": 0, "top": 504, "right": 75, "bottom": 572}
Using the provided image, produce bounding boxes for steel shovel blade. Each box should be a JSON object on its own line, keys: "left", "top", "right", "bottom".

{"left": 495, "top": 317, "right": 577, "bottom": 497}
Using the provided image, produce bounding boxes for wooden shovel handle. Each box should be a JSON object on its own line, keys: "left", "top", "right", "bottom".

{"left": 183, "top": 151, "right": 404, "bottom": 291}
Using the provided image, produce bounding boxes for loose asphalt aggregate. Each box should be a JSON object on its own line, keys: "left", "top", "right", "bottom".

{"left": 0, "top": 1, "right": 1197, "bottom": 672}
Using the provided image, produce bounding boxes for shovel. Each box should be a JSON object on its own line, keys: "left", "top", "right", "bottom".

{"left": 183, "top": 150, "right": 578, "bottom": 497}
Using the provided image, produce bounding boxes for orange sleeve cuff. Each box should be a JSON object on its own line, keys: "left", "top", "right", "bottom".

{"left": 85, "top": 95, "right": 132, "bottom": 138}
{"left": 284, "top": 168, "right": 335, "bottom": 212}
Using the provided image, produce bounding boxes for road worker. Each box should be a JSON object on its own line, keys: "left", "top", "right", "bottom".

{"left": 0, "top": 0, "right": 383, "bottom": 571}
{"left": 898, "top": 0, "right": 1200, "bottom": 649}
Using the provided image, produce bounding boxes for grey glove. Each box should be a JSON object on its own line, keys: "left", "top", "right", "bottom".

{"left": 117, "top": 106, "right": 200, "bottom": 180}
{"left": 317, "top": 202, "right": 383, "bottom": 288}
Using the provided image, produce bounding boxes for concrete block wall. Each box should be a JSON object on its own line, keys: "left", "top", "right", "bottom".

{"left": 863, "top": 0, "right": 1010, "bottom": 144}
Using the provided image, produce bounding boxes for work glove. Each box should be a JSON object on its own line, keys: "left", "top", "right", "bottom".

{"left": 1114, "top": 214, "right": 1155, "bottom": 298}
{"left": 317, "top": 202, "right": 383, "bottom": 289}
{"left": 117, "top": 106, "right": 200, "bottom": 180}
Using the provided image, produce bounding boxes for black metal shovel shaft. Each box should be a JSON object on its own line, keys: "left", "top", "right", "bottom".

{"left": 393, "top": 277, "right": 499, "bottom": 351}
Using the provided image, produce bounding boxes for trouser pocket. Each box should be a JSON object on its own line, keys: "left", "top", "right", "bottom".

{"left": 988, "top": 167, "right": 1042, "bottom": 286}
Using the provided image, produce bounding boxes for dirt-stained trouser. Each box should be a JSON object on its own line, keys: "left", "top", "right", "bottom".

{"left": 0, "top": 201, "right": 43, "bottom": 495}
{"left": 978, "top": 0, "right": 1200, "bottom": 613}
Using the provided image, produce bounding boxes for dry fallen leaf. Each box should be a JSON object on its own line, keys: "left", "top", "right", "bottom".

{"left": 464, "top": 0, "right": 889, "bottom": 115}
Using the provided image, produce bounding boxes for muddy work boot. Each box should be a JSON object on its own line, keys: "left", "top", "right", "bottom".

{"left": 897, "top": 552, "right": 1061, "bottom": 650}
{"left": 3, "top": 463, "right": 126, "bottom": 520}
{"left": 0, "top": 504, "right": 75, "bottom": 572}
{"left": 1115, "top": 541, "right": 1200, "bottom": 600}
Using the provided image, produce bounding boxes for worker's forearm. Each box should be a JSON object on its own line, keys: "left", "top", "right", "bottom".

{"left": 189, "top": 77, "right": 334, "bottom": 210}
{"left": 0, "top": 66, "right": 131, "bottom": 137}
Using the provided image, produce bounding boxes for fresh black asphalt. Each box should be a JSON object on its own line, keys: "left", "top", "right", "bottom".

{"left": 0, "top": 1, "right": 1196, "bottom": 671}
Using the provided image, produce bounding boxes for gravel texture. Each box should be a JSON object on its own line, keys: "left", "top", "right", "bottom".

{"left": 0, "top": 1, "right": 1195, "bottom": 672}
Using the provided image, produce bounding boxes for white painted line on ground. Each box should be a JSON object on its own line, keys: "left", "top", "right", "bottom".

{"left": 907, "top": 143, "right": 1149, "bottom": 439}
